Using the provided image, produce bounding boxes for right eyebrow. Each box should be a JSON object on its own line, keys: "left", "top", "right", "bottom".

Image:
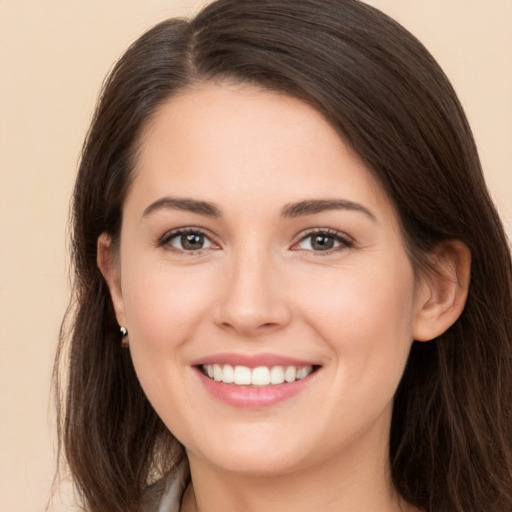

{"left": 142, "top": 197, "right": 222, "bottom": 219}
{"left": 281, "top": 198, "right": 376, "bottom": 222}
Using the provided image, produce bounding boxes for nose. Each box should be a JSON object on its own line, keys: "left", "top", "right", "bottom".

{"left": 213, "top": 248, "right": 292, "bottom": 338}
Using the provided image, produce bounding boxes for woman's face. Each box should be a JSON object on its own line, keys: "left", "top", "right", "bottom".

{"left": 104, "top": 83, "right": 429, "bottom": 477}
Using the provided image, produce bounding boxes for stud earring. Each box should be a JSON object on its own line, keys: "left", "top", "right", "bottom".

{"left": 120, "top": 326, "right": 129, "bottom": 347}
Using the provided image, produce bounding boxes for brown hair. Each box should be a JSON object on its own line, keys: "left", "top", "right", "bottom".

{"left": 55, "top": 1, "right": 512, "bottom": 511}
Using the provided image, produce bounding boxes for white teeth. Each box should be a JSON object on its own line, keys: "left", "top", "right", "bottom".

{"left": 234, "top": 366, "right": 252, "bottom": 385}
{"left": 213, "top": 364, "right": 223, "bottom": 381}
{"left": 252, "top": 366, "right": 270, "bottom": 386}
{"left": 296, "top": 366, "right": 313, "bottom": 380}
{"left": 202, "top": 364, "right": 314, "bottom": 386}
{"left": 222, "top": 364, "right": 234, "bottom": 383}
{"left": 284, "top": 366, "right": 296, "bottom": 383}
{"left": 270, "top": 366, "right": 285, "bottom": 384}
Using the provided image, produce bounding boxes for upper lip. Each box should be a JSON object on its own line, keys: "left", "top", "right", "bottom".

{"left": 190, "top": 352, "right": 320, "bottom": 368}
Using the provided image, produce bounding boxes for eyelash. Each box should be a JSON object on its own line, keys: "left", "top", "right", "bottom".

{"left": 157, "top": 227, "right": 353, "bottom": 255}
{"left": 158, "top": 227, "right": 219, "bottom": 254}
{"left": 292, "top": 228, "right": 353, "bottom": 255}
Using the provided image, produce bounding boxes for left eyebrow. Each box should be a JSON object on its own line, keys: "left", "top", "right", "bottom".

{"left": 281, "top": 199, "right": 376, "bottom": 221}
{"left": 142, "top": 197, "right": 222, "bottom": 218}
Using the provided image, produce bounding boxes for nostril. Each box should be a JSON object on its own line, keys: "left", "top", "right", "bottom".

{"left": 214, "top": 303, "right": 291, "bottom": 336}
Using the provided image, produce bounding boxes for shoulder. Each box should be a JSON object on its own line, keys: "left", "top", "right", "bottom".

{"left": 141, "top": 458, "right": 190, "bottom": 512}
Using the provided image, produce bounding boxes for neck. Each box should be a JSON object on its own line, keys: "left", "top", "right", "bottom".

{"left": 181, "top": 441, "right": 416, "bottom": 512}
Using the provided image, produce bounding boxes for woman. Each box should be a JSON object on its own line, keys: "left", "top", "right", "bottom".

{"left": 55, "top": 0, "right": 512, "bottom": 511}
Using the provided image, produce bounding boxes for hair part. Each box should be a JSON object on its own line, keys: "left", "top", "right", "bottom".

{"left": 55, "top": 1, "right": 512, "bottom": 511}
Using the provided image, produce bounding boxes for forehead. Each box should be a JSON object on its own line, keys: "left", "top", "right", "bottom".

{"left": 129, "top": 82, "right": 395, "bottom": 223}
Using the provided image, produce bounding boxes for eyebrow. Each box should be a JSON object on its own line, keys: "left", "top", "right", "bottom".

{"left": 281, "top": 199, "right": 376, "bottom": 221}
{"left": 142, "top": 196, "right": 375, "bottom": 221}
{"left": 142, "top": 197, "right": 222, "bottom": 218}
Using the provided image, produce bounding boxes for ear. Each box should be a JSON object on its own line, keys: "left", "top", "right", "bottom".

{"left": 413, "top": 240, "right": 471, "bottom": 342}
{"left": 97, "top": 232, "right": 127, "bottom": 327}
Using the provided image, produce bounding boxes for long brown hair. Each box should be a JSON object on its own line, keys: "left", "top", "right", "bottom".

{"left": 55, "top": 1, "right": 512, "bottom": 511}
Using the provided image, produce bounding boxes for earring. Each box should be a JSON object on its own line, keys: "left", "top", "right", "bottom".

{"left": 120, "top": 326, "right": 129, "bottom": 347}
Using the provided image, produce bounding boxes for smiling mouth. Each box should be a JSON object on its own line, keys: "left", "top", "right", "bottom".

{"left": 200, "top": 364, "right": 318, "bottom": 386}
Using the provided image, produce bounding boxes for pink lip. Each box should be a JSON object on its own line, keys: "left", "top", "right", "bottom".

{"left": 191, "top": 352, "right": 318, "bottom": 368}
{"left": 193, "top": 364, "right": 320, "bottom": 409}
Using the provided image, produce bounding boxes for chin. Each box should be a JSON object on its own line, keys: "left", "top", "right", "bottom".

{"left": 184, "top": 425, "right": 315, "bottom": 477}
{"left": 197, "top": 449, "right": 307, "bottom": 477}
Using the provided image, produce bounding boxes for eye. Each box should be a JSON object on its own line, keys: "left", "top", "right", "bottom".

{"left": 293, "top": 229, "right": 352, "bottom": 252}
{"left": 160, "top": 228, "right": 217, "bottom": 252}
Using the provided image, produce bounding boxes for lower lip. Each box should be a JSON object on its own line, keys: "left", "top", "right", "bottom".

{"left": 196, "top": 368, "right": 319, "bottom": 408}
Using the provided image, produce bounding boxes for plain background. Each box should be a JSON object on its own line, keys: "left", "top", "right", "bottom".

{"left": 0, "top": 1, "right": 510, "bottom": 510}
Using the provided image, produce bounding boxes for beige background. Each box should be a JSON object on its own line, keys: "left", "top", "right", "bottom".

{"left": 0, "top": 1, "right": 510, "bottom": 511}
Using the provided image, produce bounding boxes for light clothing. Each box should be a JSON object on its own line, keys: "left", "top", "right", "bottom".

{"left": 142, "top": 458, "right": 190, "bottom": 512}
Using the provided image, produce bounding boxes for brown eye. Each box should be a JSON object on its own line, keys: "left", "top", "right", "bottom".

{"left": 295, "top": 230, "right": 352, "bottom": 252}
{"left": 164, "top": 230, "right": 215, "bottom": 251}
{"left": 311, "top": 234, "right": 335, "bottom": 251}
{"left": 181, "top": 233, "right": 205, "bottom": 250}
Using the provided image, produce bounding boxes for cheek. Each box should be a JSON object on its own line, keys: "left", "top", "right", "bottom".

{"left": 294, "top": 263, "right": 417, "bottom": 444}
{"left": 118, "top": 260, "right": 217, "bottom": 421}
{"left": 120, "top": 258, "right": 215, "bottom": 356}
{"left": 295, "top": 260, "right": 417, "bottom": 381}
{"left": 300, "top": 261, "right": 415, "bottom": 330}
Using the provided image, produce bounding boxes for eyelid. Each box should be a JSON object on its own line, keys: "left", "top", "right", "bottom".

{"left": 156, "top": 226, "right": 352, "bottom": 255}
{"left": 157, "top": 226, "right": 220, "bottom": 253}
{"left": 291, "top": 228, "right": 354, "bottom": 253}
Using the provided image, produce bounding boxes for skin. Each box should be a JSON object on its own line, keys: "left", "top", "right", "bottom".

{"left": 98, "top": 83, "right": 470, "bottom": 512}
